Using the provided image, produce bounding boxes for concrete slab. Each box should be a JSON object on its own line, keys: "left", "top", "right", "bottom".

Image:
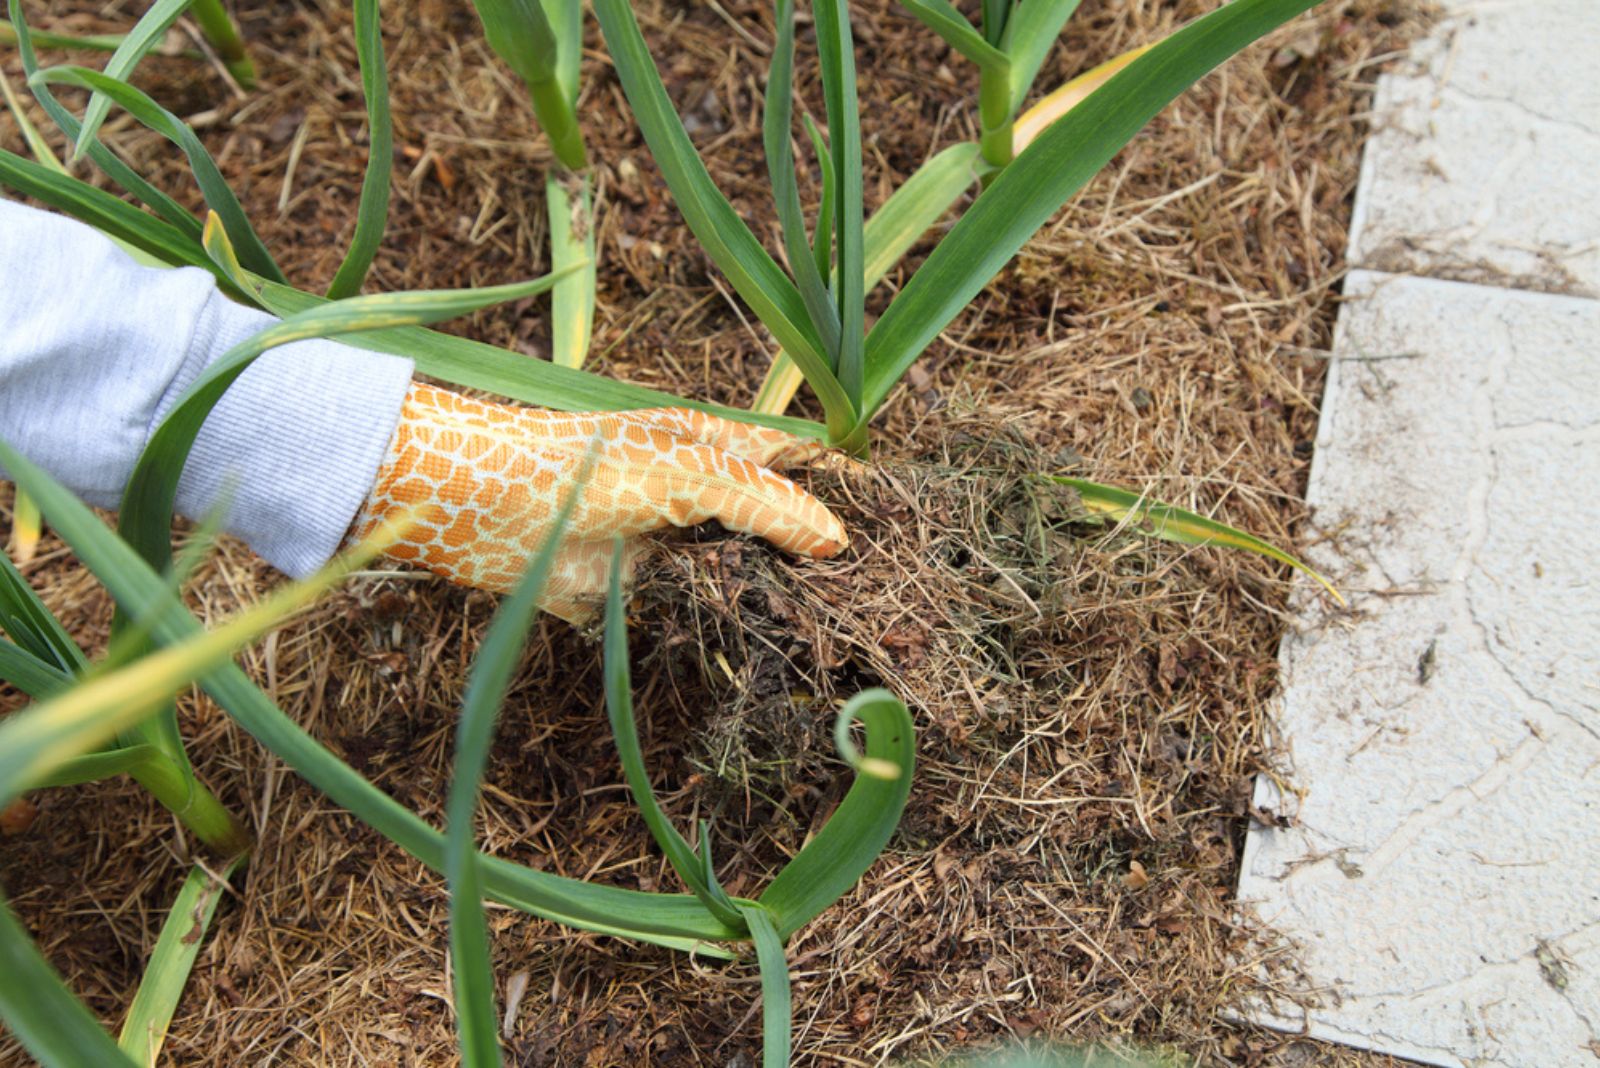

{"left": 1236, "top": 271, "right": 1600, "bottom": 1066}
{"left": 1348, "top": 0, "right": 1600, "bottom": 297}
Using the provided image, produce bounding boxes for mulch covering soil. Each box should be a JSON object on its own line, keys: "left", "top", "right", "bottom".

{"left": 1, "top": 0, "right": 1430, "bottom": 1063}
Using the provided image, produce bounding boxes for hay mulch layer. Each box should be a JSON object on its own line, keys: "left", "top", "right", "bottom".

{"left": 1, "top": 0, "right": 1430, "bottom": 1063}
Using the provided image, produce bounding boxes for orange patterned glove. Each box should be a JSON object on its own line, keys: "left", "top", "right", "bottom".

{"left": 348, "top": 383, "right": 847, "bottom": 622}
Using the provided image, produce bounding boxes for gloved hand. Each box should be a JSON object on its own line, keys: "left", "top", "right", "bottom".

{"left": 347, "top": 383, "right": 848, "bottom": 622}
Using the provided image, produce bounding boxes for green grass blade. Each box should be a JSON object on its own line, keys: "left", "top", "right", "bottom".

{"left": 0, "top": 61, "right": 64, "bottom": 172}
{"left": 200, "top": 209, "right": 260, "bottom": 296}
{"left": 69, "top": 0, "right": 192, "bottom": 159}
{"left": 859, "top": 142, "right": 981, "bottom": 284}
{"left": 0, "top": 636, "right": 74, "bottom": 697}
{"left": 0, "top": 888, "right": 135, "bottom": 1067}
{"left": 324, "top": 0, "right": 392, "bottom": 298}
{"left": 1, "top": 449, "right": 742, "bottom": 952}
{"left": 97, "top": 391, "right": 230, "bottom": 833}
{"left": 1049, "top": 475, "right": 1343, "bottom": 604}
{"left": 812, "top": 0, "right": 865, "bottom": 408}
{"left": 740, "top": 905, "right": 791, "bottom": 1068}
{"left": 758, "top": 688, "right": 914, "bottom": 938}
{"left": 185, "top": 0, "right": 254, "bottom": 88}
{"left": 546, "top": 171, "right": 596, "bottom": 368}
{"left": 695, "top": 823, "right": 728, "bottom": 911}
{"left": 603, "top": 540, "right": 743, "bottom": 929}
{"left": 591, "top": 0, "right": 855, "bottom": 440}
{"left": 6, "top": 0, "right": 206, "bottom": 244}
{"left": 0, "top": 550, "right": 87, "bottom": 674}
{"left": 29, "top": 66, "right": 285, "bottom": 282}
{"left": 537, "top": 0, "right": 586, "bottom": 168}
{"left": 1, "top": 18, "right": 202, "bottom": 56}
{"left": 0, "top": 148, "right": 215, "bottom": 273}
{"left": 546, "top": 0, "right": 581, "bottom": 104}
{"left": 981, "top": 0, "right": 1010, "bottom": 45}
{"left": 473, "top": 0, "right": 556, "bottom": 85}
{"left": 31, "top": 744, "right": 163, "bottom": 787}
{"left": 1010, "top": 44, "right": 1153, "bottom": 158}
{"left": 802, "top": 115, "right": 835, "bottom": 282}
{"left": 118, "top": 856, "right": 245, "bottom": 1065}
{"left": 860, "top": 0, "right": 1324, "bottom": 423}
{"left": 976, "top": 51, "right": 1013, "bottom": 165}
{"left": 526, "top": 75, "right": 587, "bottom": 170}
{"left": 1002, "top": 0, "right": 1082, "bottom": 111}
{"left": 531, "top": 0, "right": 588, "bottom": 168}
{"left": 0, "top": 460, "right": 400, "bottom": 807}
{"left": 253, "top": 279, "right": 824, "bottom": 438}
{"left": 752, "top": 141, "right": 979, "bottom": 416}
{"left": 472, "top": 0, "right": 586, "bottom": 168}
{"left": 4, "top": 505, "right": 246, "bottom": 852}
{"left": 0, "top": 17, "right": 124, "bottom": 51}
{"left": 446, "top": 451, "right": 592, "bottom": 1068}
{"left": 10, "top": 488, "right": 42, "bottom": 564}
{"left": 897, "top": 0, "right": 1009, "bottom": 74}
{"left": 765, "top": 0, "right": 841, "bottom": 368}
{"left": 23, "top": 731, "right": 243, "bottom": 853}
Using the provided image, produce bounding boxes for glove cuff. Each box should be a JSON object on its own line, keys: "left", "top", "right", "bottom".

{"left": 155, "top": 292, "right": 415, "bottom": 579}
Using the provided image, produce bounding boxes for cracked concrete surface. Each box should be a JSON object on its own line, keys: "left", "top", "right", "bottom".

{"left": 1236, "top": 2, "right": 1600, "bottom": 1063}
{"left": 1238, "top": 275, "right": 1600, "bottom": 1067}
{"left": 1349, "top": 0, "right": 1600, "bottom": 297}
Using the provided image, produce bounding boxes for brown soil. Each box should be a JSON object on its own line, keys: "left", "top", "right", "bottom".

{"left": 1, "top": 0, "right": 1430, "bottom": 1064}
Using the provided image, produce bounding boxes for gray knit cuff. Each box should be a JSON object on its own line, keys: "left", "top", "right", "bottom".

{"left": 153, "top": 291, "right": 414, "bottom": 579}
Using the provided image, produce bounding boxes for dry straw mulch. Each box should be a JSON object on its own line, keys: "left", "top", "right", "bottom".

{"left": 1, "top": 0, "right": 1429, "bottom": 1063}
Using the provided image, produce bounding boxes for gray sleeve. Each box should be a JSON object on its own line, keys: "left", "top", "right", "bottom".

{"left": 0, "top": 198, "right": 414, "bottom": 578}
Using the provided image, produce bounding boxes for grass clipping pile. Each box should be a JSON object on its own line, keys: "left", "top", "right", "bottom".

{"left": 625, "top": 438, "right": 1299, "bottom": 1062}
{"left": 0, "top": 0, "right": 1428, "bottom": 1064}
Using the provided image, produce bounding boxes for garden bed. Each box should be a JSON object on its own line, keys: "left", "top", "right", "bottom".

{"left": 2, "top": 0, "right": 1427, "bottom": 1063}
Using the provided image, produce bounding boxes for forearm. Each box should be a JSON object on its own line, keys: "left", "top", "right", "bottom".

{"left": 0, "top": 199, "right": 413, "bottom": 576}
{"left": 1, "top": 201, "right": 845, "bottom": 615}
{"left": 157, "top": 306, "right": 413, "bottom": 577}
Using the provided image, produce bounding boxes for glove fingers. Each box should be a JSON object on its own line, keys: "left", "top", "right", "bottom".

{"left": 567, "top": 438, "right": 847, "bottom": 558}
{"left": 615, "top": 408, "right": 827, "bottom": 469}
{"left": 517, "top": 406, "right": 826, "bottom": 469}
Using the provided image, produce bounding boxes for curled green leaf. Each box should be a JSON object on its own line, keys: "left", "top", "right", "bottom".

{"left": 759, "top": 688, "right": 914, "bottom": 938}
